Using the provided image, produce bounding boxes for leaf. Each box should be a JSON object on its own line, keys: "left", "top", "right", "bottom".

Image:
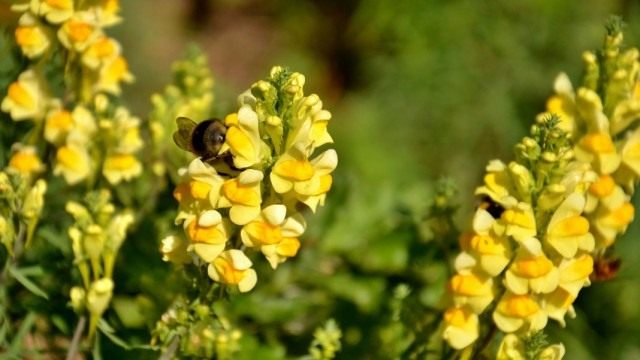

{"left": 8, "top": 312, "right": 36, "bottom": 356}
{"left": 97, "top": 319, "right": 155, "bottom": 351}
{"left": 8, "top": 266, "right": 48, "bottom": 299}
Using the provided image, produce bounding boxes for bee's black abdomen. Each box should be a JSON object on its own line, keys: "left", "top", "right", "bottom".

{"left": 191, "top": 119, "right": 213, "bottom": 154}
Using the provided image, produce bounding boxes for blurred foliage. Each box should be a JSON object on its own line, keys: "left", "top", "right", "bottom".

{"left": 1, "top": 0, "right": 640, "bottom": 359}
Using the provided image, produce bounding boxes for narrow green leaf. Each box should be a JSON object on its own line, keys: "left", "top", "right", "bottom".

{"left": 8, "top": 266, "right": 48, "bottom": 299}
{"left": 97, "top": 319, "right": 155, "bottom": 351}
{"left": 8, "top": 312, "right": 36, "bottom": 355}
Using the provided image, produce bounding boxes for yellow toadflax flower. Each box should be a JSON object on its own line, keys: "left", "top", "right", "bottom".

{"left": 492, "top": 292, "right": 548, "bottom": 333}
{"left": 58, "top": 12, "right": 101, "bottom": 52}
{"left": 241, "top": 204, "right": 306, "bottom": 269}
{"left": 1, "top": 70, "right": 47, "bottom": 121}
{"left": 219, "top": 106, "right": 267, "bottom": 169}
{"left": 8, "top": 145, "right": 45, "bottom": 176}
{"left": 218, "top": 169, "right": 264, "bottom": 225}
{"left": 54, "top": 142, "right": 92, "bottom": 185}
{"left": 82, "top": 36, "right": 121, "bottom": 70}
{"left": 96, "top": 56, "right": 134, "bottom": 95}
{"left": 207, "top": 250, "right": 257, "bottom": 293}
{"left": 30, "top": 0, "right": 74, "bottom": 24}
{"left": 184, "top": 210, "right": 230, "bottom": 262}
{"left": 544, "top": 192, "right": 594, "bottom": 258}
{"left": 15, "top": 13, "right": 50, "bottom": 58}
{"left": 442, "top": 306, "right": 479, "bottom": 350}
{"left": 270, "top": 147, "right": 338, "bottom": 212}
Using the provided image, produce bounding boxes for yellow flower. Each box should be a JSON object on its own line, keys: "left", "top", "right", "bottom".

{"left": 102, "top": 153, "right": 142, "bottom": 184}
{"left": 58, "top": 12, "right": 101, "bottom": 52}
{"left": 497, "top": 334, "right": 565, "bottom": 360}
{"left": 462, "top": 208, "right": 511, "bottom": 276}
{"left": 207, "top": 249, "right": 257, "bottom": 292}
{"left": 285, "top": 94, "right": 334, "bottom": 153}
{"left": 545, "top": 193, "right": 594, "bottom": 258}
{"left": 219, "top": 106, "right": 266, "bottom": 169}
{"left": 504, "top": 238, "right": 559, "bottom": 295}
{"left": 175, "top": 158, "right": 225, "bottom": 215}
{"left": 218, "top": 169, "right": 263, "bottom": 225}
{"left": 501, "top": 202, "right": 537, "bottom": 242}
{"left": 1, "top": 70, "right": 47, "bottom": 121}
{"left": 8, "top": 145, "right": 44, "bottom": 176}
{"left": 30, "top": 0, "right": 74, "bottom": 24}
{"left": 539, "top": 73, "right": 577, "bottom": 136}
{"left": 270, "top": 148, "right": 338, "bottom": 212}
{"left": 492, "top": 292, "right": 547, "bottom": 333}
{"left": 542, "top": 254, "right": 593, "bottom": 326}
{"left": 575, "top": 132, "right": 621, "bottom": 175}
{"left": 15, "top": 13, "right": 50, "bottom": 58}
{"left": 82, "top": 36, "right": 121, "bottom": 69}
{"left": 448, "top": 271, "right": 495, "bottom": 313}
{"left": 241, "top": 204, "right": 305, "bottom": 269}
{"left": 96, "top": 0, "right": 121, "bottom": 26}
{"left": 591, "top": 188, "right": 634, "bottom": 248}
{"left": 111, "top": 107, "right": 144, "bottom": 153}
{"left": 44, "top": 106, "right": 74, "bottom": 144}
{"left": 97, "top": 56, "right": 134, "bottom": 94}
{"left": 184, "top": 210, "right": 229, "bottom": 262}
{"left": 442, "top": 306, "right": 479, "bottom": 350}
{"left": 54, "top": 143, "right": 92, "bottom": 185}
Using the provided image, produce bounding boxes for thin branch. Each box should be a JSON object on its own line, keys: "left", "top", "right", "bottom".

{"left": 66, "top": 316, "right": 86, "bottom": 360}
{"left": 158, "top": 336, "right": 179, "bottom": 360}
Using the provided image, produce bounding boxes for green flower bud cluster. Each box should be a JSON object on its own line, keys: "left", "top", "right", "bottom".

{"left": 66, "top": 189, "right": 133, "bottom": 338}
{"left": 0, "top": 168, "right": 46, "bottom": 255}
{"left": 152, "top": 297, "right": 241, "bottom": 360}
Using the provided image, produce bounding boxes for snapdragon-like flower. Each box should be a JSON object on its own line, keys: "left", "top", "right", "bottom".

{"left": 241, "top": 204, "right": 305, "bottom": 269}
{"left": 1, "top": 70, "right": 47, "bottom": 121}
{"left": 8, "top": 145, "right": 45, "bottom": 176}
{"left": 207, "top": 250, "right": 257, "bottom": 293}
{"left": 15, "top": 12, "right": 50, "bottom": 58}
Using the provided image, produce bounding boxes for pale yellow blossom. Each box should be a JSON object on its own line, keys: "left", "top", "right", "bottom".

{"left": 504, "top": 238, "right": 559, "bottom": 295}
{"left": 8, "top": 145, "right": 44, "bottom": 176}
{"left": 58, "top": 12, "right": 101, "bottom": 52}
{"left": 96, "top": 56, "right": 134, "bottom": 94}
{"left": 102, "top": 153, "right": 142, "bottom": 184}
{"left": 30, "top": 0, "right": 74, "bottom": 24}
{"left": 493, "top": 292, "right": 547, "bottom": 333}
{"left": 218, "top": 169, "right": 263, "bottom": 225}
{"left": 207, "top": 249, "right": 257, "bottom": 292}
{"left": 442, "top": 306, "right": 479, "bottom": 350}
{"left": 1, "top": 70, "right": 47, "bottom": 121}
{"left": 184, "top": 210, "right": 229, "bottom": 262}
{"left": 82, "top": 36, "right": 121, "bottom": 69}
{"left": 448, "top": 271, "right": 495, "bottom": 313}
{"left": 241, "top": 204, "right": 305, "bottom": 269}
{"left": 219, "top": 106, "right": 266, "bottom": 168}
{"left": 545, "top": 193, "right": 594, "bottom": 258}
{"left": 270, "top": 148, "right": 337, "bottom": 212}
{"left": 15, "top": 13, "right": 50, "bottom": 58}
{"left": 54, "top": 143, "right": 92, "bottom": 184}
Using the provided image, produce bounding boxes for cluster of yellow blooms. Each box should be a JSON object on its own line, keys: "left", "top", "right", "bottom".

{"left": 1, "top": 0, "right": 141, "bottom": 186}
{"left": 442, "top": 24, "right": 640, "bottom": 358}
{"left": 163, "top": 66, "right": 337, "bottom": 292}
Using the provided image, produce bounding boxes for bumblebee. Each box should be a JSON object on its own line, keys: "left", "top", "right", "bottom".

{"left": 173, "top": 117, "right": 227, "bottom": 162}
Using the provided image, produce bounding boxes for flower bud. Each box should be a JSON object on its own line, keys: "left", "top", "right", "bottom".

{"left": 87, "top": 278, "right": 114, "bottom": 316}
{"left": 70, "top": 286, "right": 86, "bottom": 313}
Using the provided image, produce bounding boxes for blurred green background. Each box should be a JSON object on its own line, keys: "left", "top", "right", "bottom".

{"left": 3, "top": 0, "right": 640, "bottom": 359}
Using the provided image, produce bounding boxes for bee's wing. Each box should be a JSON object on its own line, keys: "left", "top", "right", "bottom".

{"left": 173, "top": 116, "right": 197, "bottom": 152}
